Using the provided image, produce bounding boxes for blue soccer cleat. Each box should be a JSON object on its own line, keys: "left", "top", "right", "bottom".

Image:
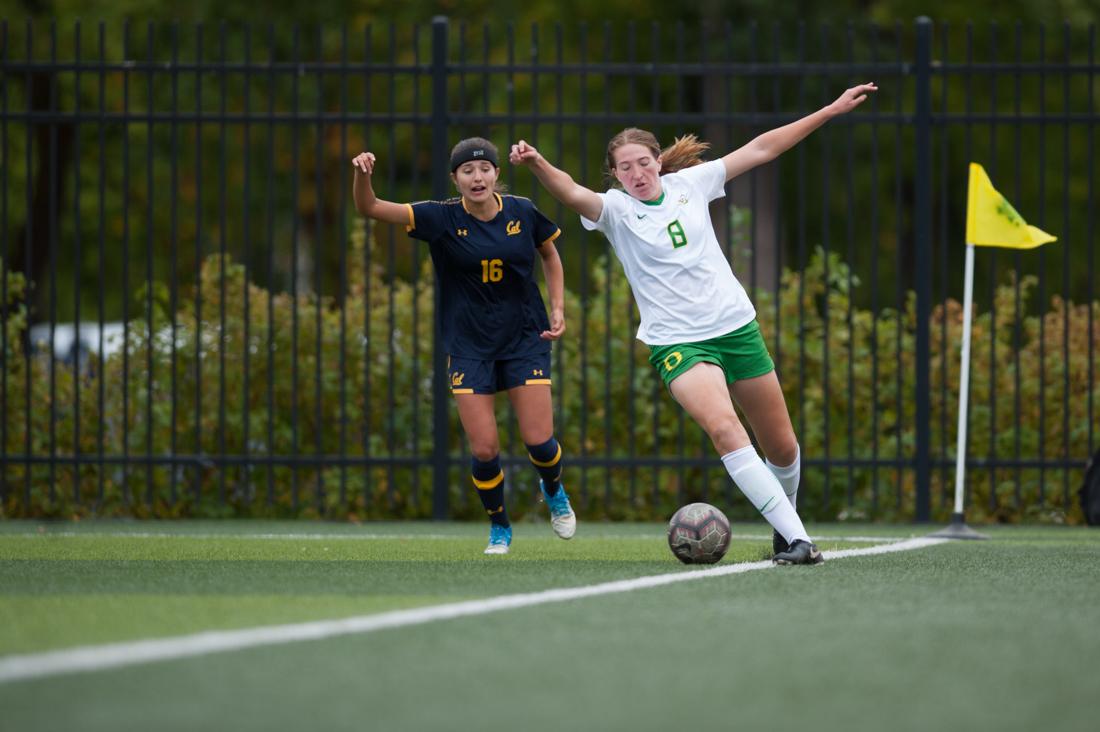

{"left": 540, "top": 480, "right": 577, "bottom": 540}
{"left": 484, "top": 524, "right": 512, "bottom": 555}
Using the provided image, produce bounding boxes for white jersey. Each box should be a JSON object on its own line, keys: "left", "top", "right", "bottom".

{"left": 580, "top": 159, "right": 756, "bottom": 345}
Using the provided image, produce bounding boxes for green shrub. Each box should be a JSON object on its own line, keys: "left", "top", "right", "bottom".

{"left": 1, "top": 234, "right": 1096, "bottom": 524}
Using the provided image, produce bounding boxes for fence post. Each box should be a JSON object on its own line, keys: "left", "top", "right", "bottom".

{"left": 430, "top": 16, "right": 450, "bottom": 520}
{"left": 913, "top": 16, "right": 933, "bottom": 522}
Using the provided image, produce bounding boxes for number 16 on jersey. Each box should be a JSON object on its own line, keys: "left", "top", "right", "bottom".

{"left": 481, "top": 258, "right": 503, "bottom": 282}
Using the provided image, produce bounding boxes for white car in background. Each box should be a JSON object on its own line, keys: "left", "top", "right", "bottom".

{"left": 28, "top": 322, "right": 125, "bottom": 367}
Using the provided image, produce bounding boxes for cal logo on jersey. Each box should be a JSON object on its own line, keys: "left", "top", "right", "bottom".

{"left": 451, "top": 372, "right": 465, "bottom": 387}
{"left": 506, "top": 220, "right": 522, "bottom": 236}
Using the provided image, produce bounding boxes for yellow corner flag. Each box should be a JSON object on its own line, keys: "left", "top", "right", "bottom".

{"left": 966, "top": 163, "right": 1056, "bottom": 248}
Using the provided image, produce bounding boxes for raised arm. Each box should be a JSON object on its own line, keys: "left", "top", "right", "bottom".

{"left": 510, "top": 141, "right": 604, "bottom": 223}
{"left": 720, "top": 83, "right": 878, "bottom": 181}
{"left": 351, "top": 152, "right": 414, "bottom": 225}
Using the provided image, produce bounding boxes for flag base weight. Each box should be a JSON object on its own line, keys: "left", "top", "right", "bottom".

{"left": 929, "top": 512, "right": 990, "bottom": 540}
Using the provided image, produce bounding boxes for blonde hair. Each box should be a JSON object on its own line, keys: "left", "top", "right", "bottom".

{"left": 605, "top": 128, "right": 710, "bottom": 184}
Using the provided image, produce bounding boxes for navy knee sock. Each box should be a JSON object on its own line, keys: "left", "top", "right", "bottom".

{"left": 526, "top": 437, "right": 564, "bottom": 496}
{"left": 471, "top": 455, "right": 509, "bottom": 527}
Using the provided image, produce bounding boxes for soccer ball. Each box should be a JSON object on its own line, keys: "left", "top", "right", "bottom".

{"left": 667, "top": 502, "right": 731, "bottom": 564}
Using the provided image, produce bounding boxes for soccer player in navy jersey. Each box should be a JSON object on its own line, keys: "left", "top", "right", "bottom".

{"left": 352, "top": 138, "right": 576, "bottom": 554}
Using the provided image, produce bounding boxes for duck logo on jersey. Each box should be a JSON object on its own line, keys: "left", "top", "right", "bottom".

{"left": 506, "top": 220, "right": 522, "bottom": 236}
{"left": 678, "top": 194, "right": 689, "bottom": 205}
{"left": 457, "top": 227, "right": 469, "bottom": 237}
{"left": 451, "top": 372, "right": 465, "bottom": 387}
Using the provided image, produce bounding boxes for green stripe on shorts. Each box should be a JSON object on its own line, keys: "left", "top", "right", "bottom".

{"left": 647, "top": 320, "right": 775, "bottom": 388}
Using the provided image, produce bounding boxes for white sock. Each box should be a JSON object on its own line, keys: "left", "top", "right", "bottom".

{"left": 765, "top": 445, "right": 800, "bottom": 509}
{"left": 721, "top": 445, "right": 810, "bottom": 545}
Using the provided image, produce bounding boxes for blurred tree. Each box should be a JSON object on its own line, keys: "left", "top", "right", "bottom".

{"left": 0, "top": 0, "right": 1097, "bottom": 320}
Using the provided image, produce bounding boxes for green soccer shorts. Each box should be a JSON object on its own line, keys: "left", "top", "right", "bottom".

{"left": 647, "top": 320, "right": 775, "bottom": 388}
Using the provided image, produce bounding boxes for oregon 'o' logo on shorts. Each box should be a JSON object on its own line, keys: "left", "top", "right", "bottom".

{"left": 663, "top": 351, "right": 683, "bottom": 371}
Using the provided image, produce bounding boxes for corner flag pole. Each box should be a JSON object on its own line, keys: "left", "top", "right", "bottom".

{"left": 931, "top": 163, "right": 1055, "bottom": 539}
{"left": 953, "top": 242, "right": 975, "bottom": 519}
{"left": 930, "top": 241, "right": 988, "bottom": 539}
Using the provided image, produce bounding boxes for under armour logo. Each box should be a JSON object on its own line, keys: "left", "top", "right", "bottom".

{"left": 457, "top": 228, "right": 468, "bottom": 237}
{"left": 532, "top": 369, "right": 544, "bottom": 376}
{"left": 506, "top": 220, "right": 522, "bottom": 236}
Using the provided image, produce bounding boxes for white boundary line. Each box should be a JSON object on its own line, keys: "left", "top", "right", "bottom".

{"left": 2, "top": 531, "right": 912, "bottom": 543}
{"left": 0, "top": 537, "right": 946, "bottom": 684}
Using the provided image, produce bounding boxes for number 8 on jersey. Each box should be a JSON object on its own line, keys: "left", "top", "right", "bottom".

{"left": 667, "top": 220, "right": 688, "bottom": 248}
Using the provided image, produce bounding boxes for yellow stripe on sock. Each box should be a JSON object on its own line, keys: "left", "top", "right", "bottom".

{"left": 472, "top": 471, "right": 504, "bottom": 490}
{"left": 528, "top": 442, "right": 562, "bottom": 468}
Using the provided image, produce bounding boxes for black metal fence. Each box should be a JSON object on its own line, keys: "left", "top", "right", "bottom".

{"left": 0, "top": 17, "right": 1096, "bottom": 523}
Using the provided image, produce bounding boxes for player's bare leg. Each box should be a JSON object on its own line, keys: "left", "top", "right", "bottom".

{"left": 669, "top": 363, "right": 819, "bottom": 563}
{"left": 730, "top": 371, "right": 801, "bottom": 555}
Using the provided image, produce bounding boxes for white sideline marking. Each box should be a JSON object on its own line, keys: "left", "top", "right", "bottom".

{"left": 7, "top": 531, "right": 910, "bottom": 543}
{"left": 727, "top": 533, "right": 909, "bottom": 544}
{"left": 0, "top": 537, "right": 947, "bottom": 684}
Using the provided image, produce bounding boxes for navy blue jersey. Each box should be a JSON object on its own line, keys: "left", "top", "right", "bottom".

{"left": 406, "top": 193, "right": 561, "bottom": 359}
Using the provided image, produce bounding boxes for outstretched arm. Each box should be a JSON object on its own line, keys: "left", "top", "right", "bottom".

{"left": 510, "top": 141, "right": 604, "bottom": 223}
{"left": 720, "top": 83, "right": 878, "bottom": 181}
{"left": 351, "top": 152, "right": 413, "bottom": 225}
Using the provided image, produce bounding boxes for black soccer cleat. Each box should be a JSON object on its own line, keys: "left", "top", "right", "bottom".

{"left": 772, "top": 530, "right": 789, "bottom": 557}
{"left": 772, "top": 539, "right": 824, "bottom": 565}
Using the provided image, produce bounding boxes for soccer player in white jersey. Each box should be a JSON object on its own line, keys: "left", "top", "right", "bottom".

{"left": 511, "top": 83, "right": 877, "bottom": 564}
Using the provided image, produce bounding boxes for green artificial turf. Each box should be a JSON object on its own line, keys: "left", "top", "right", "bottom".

{"left": 1, "top": 521, "right": 1097, "bottom": 732}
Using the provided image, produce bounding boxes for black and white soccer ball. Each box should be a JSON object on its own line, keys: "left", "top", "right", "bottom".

{"left": 667, "top": 502, "right": 731, "bottom": 564}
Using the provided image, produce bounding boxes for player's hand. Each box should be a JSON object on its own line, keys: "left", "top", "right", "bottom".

{"left": 509, "top": 140, "right": 542, "bottom": 167}
{"left": 828, "top": 83, "right": 877, "bottom": 116}
{"left": 351, "top": 152, "right": 376, "bottom": 175}
{"left": 540, "top": 308, "right": 565, "bottom": 340}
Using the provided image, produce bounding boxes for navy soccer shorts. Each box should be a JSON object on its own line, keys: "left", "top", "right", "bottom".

{"left": 447, "top": 352, "right": 552, "bottom": 395}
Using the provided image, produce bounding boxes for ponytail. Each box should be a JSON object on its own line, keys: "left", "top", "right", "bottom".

{"left": 659, "top": 134, "right": 710, "bottom": 174}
